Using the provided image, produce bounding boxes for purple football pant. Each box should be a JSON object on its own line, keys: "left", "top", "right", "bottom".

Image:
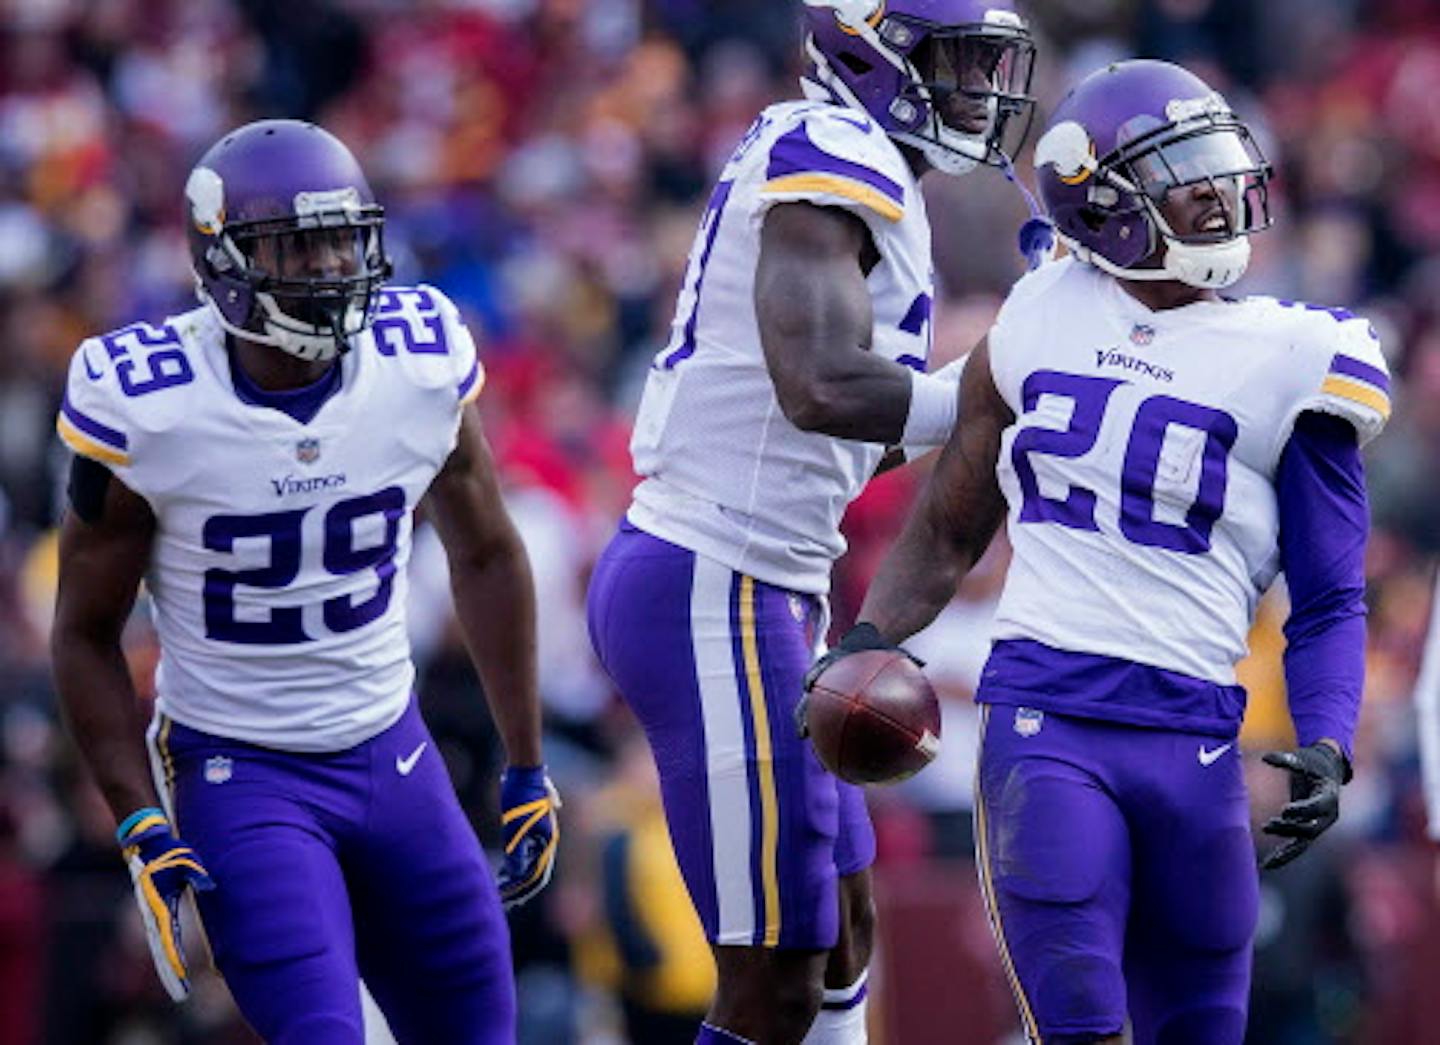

{"left": 151, "top": 699, "right": 515, "bottom": 1044}
{"left": 587, "top": 522, "right": 875, "bottom": 950}
{"left": 975, "top": 703, "right": 1257, "bottom": 1045}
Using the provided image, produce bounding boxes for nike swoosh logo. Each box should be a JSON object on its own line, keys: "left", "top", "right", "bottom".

{"left": 83, "top": 351, "right": 103, "bottom": 381}
{"left": 1198, "top": 742, "right": 1234, "bottom": 767}
{"left": 396, "top": 741, "right": 428, "bottom": 776}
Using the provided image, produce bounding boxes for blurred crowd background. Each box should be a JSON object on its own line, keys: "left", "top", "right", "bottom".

{"left": 2, "top": 0, "right": 1440, "bottom": 1042}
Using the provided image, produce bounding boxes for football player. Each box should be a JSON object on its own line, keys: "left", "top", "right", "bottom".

{"left": 585, "top": 3, "right": 1037, "bottom": 1043}
{"left": 51, "top": 120, "right": 558, "bottom": 1043}
{"left": 818, "top": 60, "right": 1388, "bottom": 1044}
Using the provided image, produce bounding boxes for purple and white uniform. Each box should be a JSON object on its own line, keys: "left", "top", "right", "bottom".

{"left": 974, "top": 256, "right": 1388, "bottom": 1042}
{"left": 57, "top": 288, "right": 514, "bottom": 1042}
{"left": 591, "top": 99, "right": 935, "bottom": 949}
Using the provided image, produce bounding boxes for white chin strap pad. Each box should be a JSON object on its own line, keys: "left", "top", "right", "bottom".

{"left": 1067, "top": 233, "right": 1252, "bottom": 290}
{"left": 1164, "top": 235, "right": 1252, "bottom": 289}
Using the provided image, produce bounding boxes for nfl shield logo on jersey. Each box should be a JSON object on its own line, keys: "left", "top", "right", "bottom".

{"left": 1130, "top": 324, "right": 1156, "bottom": 346}
{"left": 296, "top": 437, "right": 321, "bottom": 465}
{"left": 1013, "top": 707, "right": 1044, "bottom": 737}
{"left": 204, "top": 755, "right": 233, "bottom": 784}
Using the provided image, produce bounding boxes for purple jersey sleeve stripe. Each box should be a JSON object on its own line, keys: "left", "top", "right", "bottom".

{"left": 1277, "top": 411, "right": 1369, "bottom": 760}
{"left": 457, "top": 357, "right": 482, "bottom": 401}
{"left": 61, "top": 391, "right": 128, "bottom": 450}
{"left": 766, "top": 123, "right": 904, "bottom": 208}
{"left": 1328, "top": 354, "right": 1390, "bottom": 394}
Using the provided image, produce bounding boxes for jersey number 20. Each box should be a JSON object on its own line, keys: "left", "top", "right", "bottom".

{"left": 202, "top": 487, "right": 405, "bottom": 644}
{"left": 1012, "top": 370, "right": 1238, "bottom": 555}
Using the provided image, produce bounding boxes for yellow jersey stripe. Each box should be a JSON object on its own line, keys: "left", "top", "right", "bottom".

{"left": 739, "top": 576, "right": 782, "bottom": 948}
{"left": 761, "top": 174, "right": 904, "bottom": 224}
{"left": 974, "top": 706, "right": 1042, "bottom": 1042}
{"left": 1321, "top": 375, "right": 1391, "bottom": 419}
{"left": 56, "top": 415, "right": 131, "bottom": 467}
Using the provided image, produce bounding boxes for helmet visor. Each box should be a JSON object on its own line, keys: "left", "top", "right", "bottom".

{"left": 902, "top": 22, "right": 1036, "bottom": 161}
{"left": 232, "top": 210, "right": 390, "bottom": 334}
{"left": 1121, "top": 126, "right": 1273, "bottom": 242}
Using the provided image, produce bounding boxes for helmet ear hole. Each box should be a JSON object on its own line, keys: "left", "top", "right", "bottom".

{"left": 837, "top": 50, "right": 872, "bottom": 76}
{"left": 1078, "top": 206, "right": 1109, "bottom": 234}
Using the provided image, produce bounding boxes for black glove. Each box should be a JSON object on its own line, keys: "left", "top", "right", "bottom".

{"left": 1259, "top": 742, "right": 1350, "bottom": 871}
{"left": 796, "top": 623, "right": 922, "bottom": 738}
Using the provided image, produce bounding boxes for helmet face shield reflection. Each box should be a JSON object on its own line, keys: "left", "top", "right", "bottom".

{"left": 230, "top": 210, "right": 388, "bottom": 342}
{"left": 1105, "top": 120, "right": 1278, "bottom": 246}
{"left": 1121, "top": 126, "right": 1273, "bottom": 243}
{"left": 900, "top": 20, "right": 1037, "bottom": 164}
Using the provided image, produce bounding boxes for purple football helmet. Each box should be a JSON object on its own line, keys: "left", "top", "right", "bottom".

{"left": 801, "top": 0, "right": 1036, "bottom": 175}
{"left": 185, "top": 120, "right": 391, "bottom": 361}
{"left": 1034, "top": 59, "right": 1273, "bottom": 289}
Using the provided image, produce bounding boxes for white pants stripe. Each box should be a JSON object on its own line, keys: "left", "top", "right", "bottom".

{"left": 690, "top": 555, "right": 757, "bottom": 945}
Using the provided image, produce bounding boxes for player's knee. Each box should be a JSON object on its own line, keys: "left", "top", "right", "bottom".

{"left": 1151, "top": 1006, "right": 1246, "bottom": 1045}
{"left": 715, "top": 963, "right": 823, "bottom": 1043}
{"left": 1033, "top": 955, "right": 1124, "bottom": 1040}
{"left": 263, "top": 1013, "right": 365, "bottom": 1044}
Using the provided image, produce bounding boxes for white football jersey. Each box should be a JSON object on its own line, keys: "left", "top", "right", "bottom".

{"left": 58, "top": 286, "right": 484, "bottom": 751}
{"left": 629, "top": 100, "right": 934, "bottom": 594}
{"left": 988, "top": 257, "right": 1389, "bottom": 684}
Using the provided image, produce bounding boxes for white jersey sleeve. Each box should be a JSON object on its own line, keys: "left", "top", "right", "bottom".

{"left": 751, "top": 106, "right": 912, "bottom": 239}
{"left": 1269, "top": 305, "right": 1390, "bottom": 460}
{"left": 370, "top": 283, "right": 486, "bottom": 433}
{"left": 57, "top": 319, "right": 198, "bottom": 493}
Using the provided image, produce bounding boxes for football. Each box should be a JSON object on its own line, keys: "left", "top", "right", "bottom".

{"left": 802, "top": 649, "right": 941, "bottom": 785}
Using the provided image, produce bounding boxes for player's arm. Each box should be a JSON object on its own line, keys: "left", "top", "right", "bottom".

{"left": 1260, "top": 410, "right": 1368, "bottom": 869}
{"left": 423, "top": 405, "right": 542, "bottom": 766}
{"left": 422, "top": 404, "right": 557, "bottom": 907}
{"left": 52, "top": 457, "right": 214, "bottom": 1001}
{"left": 859, "top": 339, "right": 1011, "bottom": 642}
{"left": 755, "top": 202, "right": 955, "bottom": 445}
{"left": 52, "top": 458, "right": 161, "bottom": 820}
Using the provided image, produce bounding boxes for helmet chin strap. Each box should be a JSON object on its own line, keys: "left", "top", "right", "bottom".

{"left": 1062, "top": 233, "right": 1252, "bottom": 290}
{"left": 196, "top": 281, "right": 348, "bottom": 362}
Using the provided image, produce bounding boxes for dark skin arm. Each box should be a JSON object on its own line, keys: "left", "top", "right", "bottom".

{"left": 858, "top": 339, "right": 1012, "bottom": 641}
{"left": 755, "top": 202, "right": 920, "bottom": 442}
{"left": 52, "top": 470, "right": 160, "bottom": 823}
{"left": 421, "top": 405, "right": 543, "bottom": 767}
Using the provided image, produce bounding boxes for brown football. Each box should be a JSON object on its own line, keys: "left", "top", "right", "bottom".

{"left": 803, "top": 649, "right": 941, "bottom": 785}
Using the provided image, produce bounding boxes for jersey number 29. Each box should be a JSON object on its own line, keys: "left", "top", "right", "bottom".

{"left": 202, "top": 487, "right": 405, "bottom": 644}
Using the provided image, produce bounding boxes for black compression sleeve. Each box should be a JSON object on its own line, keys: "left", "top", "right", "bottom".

{"left": 68, "top": 454, "right": 113, "bottom": 524}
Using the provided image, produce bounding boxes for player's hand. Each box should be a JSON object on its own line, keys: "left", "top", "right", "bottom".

{"left": 1259, "top": 742, "right": 1350, "bottom": 870}
{"left": 798, "top": 622, "right": 923, "bottom": 737}
{"left": 117, "top": 807, "right": 215, "bottom": 1002}
{"left": 498, "top": 766, "right": 560, "bottom": 910}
